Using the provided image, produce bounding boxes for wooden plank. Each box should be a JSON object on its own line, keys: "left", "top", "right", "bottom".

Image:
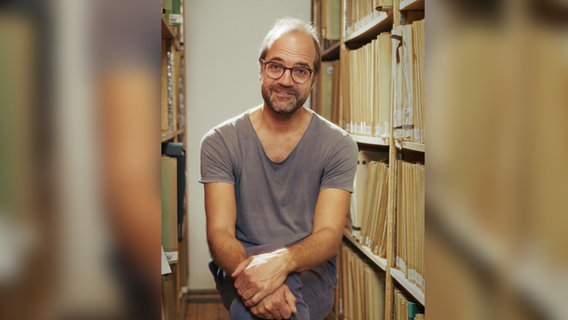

{"left": 385, "top": 0, "right": 400, "bottom": 314}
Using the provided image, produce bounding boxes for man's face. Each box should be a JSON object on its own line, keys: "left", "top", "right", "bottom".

{"left": 260, "top": 31, "right": 317, "bottom": 117}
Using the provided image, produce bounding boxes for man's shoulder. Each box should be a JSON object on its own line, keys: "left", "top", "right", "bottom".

{"left": 202, "top": 110, "right": 250, "bottom": 140}
{"left": 312, "top": 113, "right": 354, "bottom": 143}
{"left": 213, "top": 110, "right": 250, "bottom": 131}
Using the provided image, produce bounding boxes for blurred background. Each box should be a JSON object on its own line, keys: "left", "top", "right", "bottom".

{"left": 0, "top": 0, "right": 566, "bottom": 319}
{"left": 427, "top": 0, "right": 568, "bottom": 319}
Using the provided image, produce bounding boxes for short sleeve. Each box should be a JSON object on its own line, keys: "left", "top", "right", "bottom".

{"left": 320, "top": 135, "right": 358, "bottom": 192}
{"left": 199, "top": 129, "right": 235, "bottom": 184}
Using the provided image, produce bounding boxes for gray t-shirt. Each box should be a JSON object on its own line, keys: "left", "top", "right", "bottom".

{"left": 200, "top": 109, "right": 358, "bottom": 248}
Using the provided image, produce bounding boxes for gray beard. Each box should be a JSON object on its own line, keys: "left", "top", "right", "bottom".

{"left": 263, "top": 85, "right": 307, "bottom": 119}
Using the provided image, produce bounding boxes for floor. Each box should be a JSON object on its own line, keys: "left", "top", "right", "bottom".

{"left": 182, "top": 290, "right": 336, "bottom": 320}
{"left": 183, "top": 290, "right": 229, "bottom": 320}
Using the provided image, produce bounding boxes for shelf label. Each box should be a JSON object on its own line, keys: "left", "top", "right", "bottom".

{"left": 169, "top": 14, "right": 183, "bottom": 26}
{"left": 164, "top": 250, "right": 179, "bottom": 263}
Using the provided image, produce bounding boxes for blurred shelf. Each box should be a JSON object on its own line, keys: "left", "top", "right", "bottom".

{"left": 161, "top": 128, "right": 185, "bottom": 142}
{"left": 400, "top": 0, "right": 424, "bottom": 11}
{"left": 429, "top": 178, "right": 568, "bottom": 319}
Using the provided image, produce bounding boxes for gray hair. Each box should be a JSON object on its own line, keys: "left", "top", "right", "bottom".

{"left": 258, "top": 17, "right": 322, "bottom": 76}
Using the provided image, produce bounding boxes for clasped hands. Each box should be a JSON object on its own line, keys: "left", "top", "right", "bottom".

{"left": 232, "top": 249, "right": 297, "bottom": 319}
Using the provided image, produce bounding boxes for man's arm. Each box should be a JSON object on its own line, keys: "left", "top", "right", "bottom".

{"left": 206, "top": 181, "right": 300, "bottom": 319}
{"left": 233, "top": 187, "right": 350, "bottom": 306}
{"left": 204, "top": 182, "right": 247, "bottom": 274}
{"left": 287, "top": 187, "right": 350, "bottom": 271}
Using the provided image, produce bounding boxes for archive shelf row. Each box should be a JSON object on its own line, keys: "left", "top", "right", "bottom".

{"left": 161, "top": 1, "right": 187, "bottom": 319}
{"left": 312, "top": 0, "right": 425, "bottom": 318}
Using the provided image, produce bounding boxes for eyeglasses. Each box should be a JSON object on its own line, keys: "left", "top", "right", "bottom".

{"left": 260, "top": 59, "right": 313, "bottom": 84}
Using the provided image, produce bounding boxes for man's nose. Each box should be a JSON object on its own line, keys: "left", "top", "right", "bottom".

{"left": 278, "top": 68, "right": 294, "bottom": 85}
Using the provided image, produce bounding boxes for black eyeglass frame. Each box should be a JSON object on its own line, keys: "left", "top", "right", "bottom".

{"left": 260, "top": 58, "right": 314, "bottom": 84}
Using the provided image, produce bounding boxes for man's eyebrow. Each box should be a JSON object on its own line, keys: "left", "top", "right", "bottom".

{"left": 294, "top": 61, "right": 312, "bottom": 68}
{"left": 263, "top": 57, "right": 284, "bottom": 64}
{"left": 265, "top": 57, "right": 312, "bottom": 68}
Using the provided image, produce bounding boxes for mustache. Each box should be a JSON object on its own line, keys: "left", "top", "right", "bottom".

{"left": 270, "top": 84, "right": 298, "bottom": 96}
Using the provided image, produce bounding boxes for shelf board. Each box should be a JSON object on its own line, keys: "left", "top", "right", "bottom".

{"left": 162, "top": 15, "right": 183, "bottom": 51}
{"left": 343, "top": 230, "right": 388, "bottom": 272}
{"left": 322, "top": 42, "right": 340, "bottom": 61}
{"left": 161, "top": 15, "right": 175, "bottom": 39}
{"left": 344, "top": 11, "right": 393, "bottom": 47}
{"left": 396, "top": 141, "right": 425, "bottom": 152}
{"left": 390, "top": 268, "right": 425, "bottom": 306}
{"left": 400, "top": 0, "right": 425, "bottom": 11}
{"left": 429, "top": 185, "right": 506, "bottom": 275}
{"left": 161, "top": 128, "right": 185, "bottom": 142}
{"left": 429, "top": 183, "right": 568, "bottom": 319}
{"left": 511, "top": 247, "right": 568, "bottom": 320}
{"left": 352, "top": 134, "right": 389, "bottom": 147}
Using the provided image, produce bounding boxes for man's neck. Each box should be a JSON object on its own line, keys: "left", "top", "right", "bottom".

{"left": 249, "top": 103, "right": 313, "bottom": 163}
{"left": 254, "top": 103, "right": 311, "bottom": 134}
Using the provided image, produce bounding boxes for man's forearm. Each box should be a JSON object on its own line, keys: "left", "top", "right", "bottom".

{"left": 284, "top": 188, "right": 350, "bottom": 274}
{"left": 232, "top": 226, "right": 341, "bottom": 308}
{"left": 285, "top": 226, "right": 343, "bottom": 273}
{"left": 208, "top": 231, "right": 247, "bottom": 274}
{"left": 204, "top": 182, "right": 245, "bottom": 275}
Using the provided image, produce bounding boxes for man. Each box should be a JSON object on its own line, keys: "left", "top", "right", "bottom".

{"left": 200, "top": 17, "right": 357, "bottom": 320}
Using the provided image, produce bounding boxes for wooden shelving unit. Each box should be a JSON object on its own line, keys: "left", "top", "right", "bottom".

{"left": 161, "top": 2, "right": 187, "bottom": 320}
{"left": 312, "top": 0, "right": 425, "bottom": 318}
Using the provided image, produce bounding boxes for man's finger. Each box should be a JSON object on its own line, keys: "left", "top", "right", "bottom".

{"left": 231, "top": 258, "right": 252, "bottom": 278}
{"left": 284, "top": 289, "right": 297, "bottom": 314}
{"left": 245, "top": 292, "right": 266, "bottom": 307}
{"left": 277, "top": 305, "right": 291, "bottom": 319}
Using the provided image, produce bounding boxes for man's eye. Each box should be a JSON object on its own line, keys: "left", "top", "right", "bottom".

{"left": 294, "top": 68, "right": 309, "bottom": 76}
{"left": 268, "top": 63, "right": 283, "bottom": 71}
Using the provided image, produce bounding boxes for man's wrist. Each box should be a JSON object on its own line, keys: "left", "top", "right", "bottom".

{"left": 277, "top": 247, "right": 297, "bottom": 274}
